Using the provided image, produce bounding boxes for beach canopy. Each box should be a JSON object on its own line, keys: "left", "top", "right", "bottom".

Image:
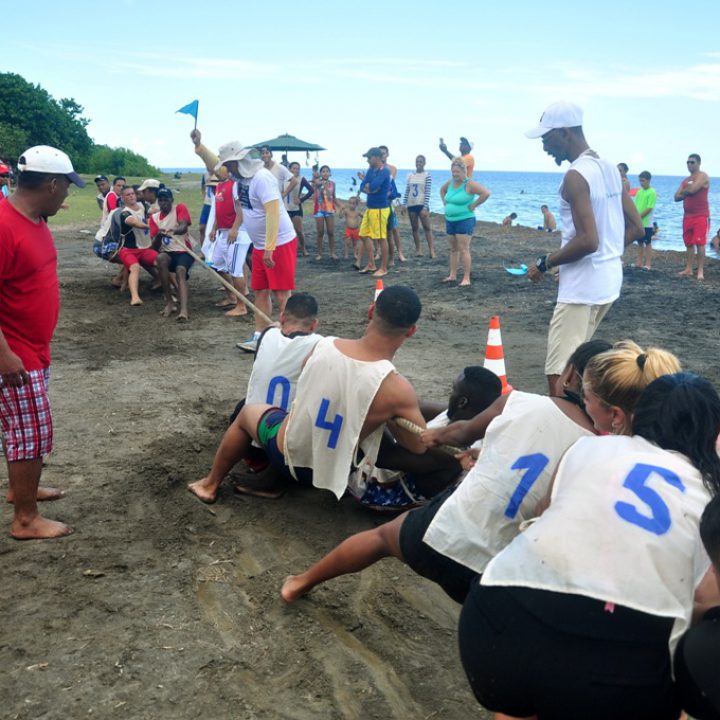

{"left": 251, "top": 133, "right": 325, "bottom": 152}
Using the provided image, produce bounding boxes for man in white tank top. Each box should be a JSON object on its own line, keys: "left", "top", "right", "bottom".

{"left": 188, "top": 286, "right": 429, "bottom": 504}
{"left": 524, "top": 101, "right": 645, "bottom": 394}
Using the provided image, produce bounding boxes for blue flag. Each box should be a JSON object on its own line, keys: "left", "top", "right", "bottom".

{"left": 176, "top": 100, "right": 199, "bottom": 119}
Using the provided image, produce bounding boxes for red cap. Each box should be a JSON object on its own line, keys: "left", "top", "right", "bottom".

{"left": 0, "top": 163, "right": 9, "bottom": 175}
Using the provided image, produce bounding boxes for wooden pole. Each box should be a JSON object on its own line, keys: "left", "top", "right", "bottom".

{"left": 183, "top": 243, "right": 273, "bottom": 325}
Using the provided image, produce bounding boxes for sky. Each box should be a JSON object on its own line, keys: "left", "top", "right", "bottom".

{"left": 3, "top": 0, "right": 719, "bottom": 175}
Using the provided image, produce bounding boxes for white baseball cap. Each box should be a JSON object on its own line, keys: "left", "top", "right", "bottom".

{"left": 138, "top": 179, "right": 161, "bottom": 191}
{"left": 525, "top": 101, "right": 584, "bottom": 139}
{"left": 17, "top": 145, "right": 86, "bottom": 187}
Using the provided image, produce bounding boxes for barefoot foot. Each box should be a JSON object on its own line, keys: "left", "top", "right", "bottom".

{"left": 678, "top": 269, "right": 692, "bottom": 277}
{"left": 442, "top": 276, "right": 457, "bottom": 283}
{"left": 187, "top": 478, "right": 218, "bottom": 504}
{"left": 130, "top": 298, "right": 143, "bottom": 306}
{"left": 176, "top": 312, "right": 188, "bottom": 322}
{"left": 11, "top": 515, "right": 73, "bottom": 540}
{"left": 225, "top": 305, "right": 248, "bottom": 317}
{"left": 160, "top": 303, "right": 177, "bottom": 317}
{"left": 372, "top": 269, "right": 388, "bottom": 278}
{"left": 281, "top": 575, "right": 311, "bottom": 603}
{"left": 7, "top": 486, "right": 65, "bottom": 503}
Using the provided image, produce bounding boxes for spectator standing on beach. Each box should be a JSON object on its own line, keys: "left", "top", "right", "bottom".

{"left": 260, "top": 146, "right": 298, "bottom": 199}
{"left": 94, "top": 174, "right": 110, "bottom": 212}
{"left": 439, "top": 136, "right": 475, "bottom": 178}
{"left": 439, "top": 156, "right": 490, "bottom": 287}
{"left": 540, "top": 204, "right": 556, "bottom": 231}
{"left": 284, "top": 161, "right": 313, "bottom": 257}
{"left": 402, "top": 154, "right": 434, "bottom": 257}
{"left": 0, "top": 145, "right": 86, "bottom": 539}
{"left": 502, "top": 213, "right": 517, "bottom": 227}
{"left": 525, "top": 101, "right": 643, "bottom": 394}
{"left": 617, "top": 162, "right": 631, "bottom": 192}
{"left": 379, "top": 146, "right": 406, "bottom": 264}
{"left": 312, "top": 165, "right": 337, "bottom": 260}
{"left": 102, "top": 176, "right": 125, "bottom": 221}
{"left": 634, "top": 171, "right": 657, "bottom": 270}
{"left": 357, "top": 147, "right": 391, "bottom": 277}
{"left": 674, "top": 153, "right": 710, "bottom": 281}
{"left": 217, "top": 143, "right": 298, "bottom": 353}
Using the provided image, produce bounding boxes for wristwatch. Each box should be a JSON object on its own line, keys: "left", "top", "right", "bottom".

{"left": 535, "top": 254, "right": 553, "bottom": 273}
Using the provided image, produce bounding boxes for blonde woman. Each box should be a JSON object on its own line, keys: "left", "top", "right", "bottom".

{"left": 439, "top": 157, "right": 490, "bottom": 286}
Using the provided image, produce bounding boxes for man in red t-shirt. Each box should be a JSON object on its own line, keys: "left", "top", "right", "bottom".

{"left": 674, "top": 153, "right": 711, "bottom": 281}
{"left": 0, "top": 145, "right": 85, "bottom": 539}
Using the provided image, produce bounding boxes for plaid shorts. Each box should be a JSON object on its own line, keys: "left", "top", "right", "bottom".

{"left": 0, "top": 368, "right": 53, "bottom": 461}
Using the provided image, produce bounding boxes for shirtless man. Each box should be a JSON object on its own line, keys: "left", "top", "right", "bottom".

{"left": 617, "top": 162, "right": 631, "bottom": 192}
{"left": 188, "top": 286, "right": 427, "bottom": 503}
{"left": 337, "top": 195, "right": 362, "bottom": 260}
{"left": 502, "top": 212, "right": 517, "bottom": 227}
{"left": 675, "top": 153, "right": 711, "bottom": 280}
{"left": 540, "top": 204, "right": 557, "bottom": 231}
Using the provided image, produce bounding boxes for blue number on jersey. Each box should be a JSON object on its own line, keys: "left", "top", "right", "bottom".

{"left": 314, "top": 398, "right": 343, "bottom": 449}
{"left": 614, "top": 463, "right": 685, "bottom": 536}
{"left": 266, "top": 376, "right": 291, "bottom": 411}
{"left": 504, "top": 453, "right": 550, "bottom": 519}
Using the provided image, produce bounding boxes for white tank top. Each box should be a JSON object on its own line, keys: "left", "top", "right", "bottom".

{"left": 482, "top": 434, "right": 712, "bottom": 654}
{"left": 245, "top": 328, "right": 321, "bottom": 411}
{"left": 284, "top": 337, "right": 395, "bottom": 498}
{"left": 424, "top": 392, "right": 594, "bottom": 574}
{"left": 557, "top": 154, "right": 625, "bottom": 305}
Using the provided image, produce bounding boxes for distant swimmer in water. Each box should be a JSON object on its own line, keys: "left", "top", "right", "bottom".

{"left": 351, "top": 176, "right": 357, "bottom": 187}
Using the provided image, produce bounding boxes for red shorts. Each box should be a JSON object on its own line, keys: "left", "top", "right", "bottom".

{"left": 0, "top": 368, "right": 53, "bottom": 462}
{"left": 683, "top": 216, "right": 709, "bottom": 247}
{"left": 251, "top": 239, "right": 297, "bottom": 291}
{"left": 344, "top": 227, "right": 360, "bottom": 241}
{"left": 118, "top": 247, "right": 159, "bottom": 270}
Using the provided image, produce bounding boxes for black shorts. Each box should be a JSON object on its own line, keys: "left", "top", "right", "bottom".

{"left": 167, "top": 252, "right": 194, "bottom": 274}
{"left": 288, "top": 208, "right": 303, "bottom": 219}
{"left": 407, "top": 205, "right": 425, "bottom": 215}
{"left": 399, "top": 486, "right": 478, "bottom": 604}
{"left": 458, "top": 584, "right": 679, "bottom": 720}
{"left": 636, "top": 226, "right": 654, "bottom": 246}
{"left": 674, "top": 607, "right": 720, "bottom": 719}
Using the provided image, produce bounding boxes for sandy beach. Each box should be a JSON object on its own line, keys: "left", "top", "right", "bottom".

{"left": 2, "top": 213, "right": 719, "bottom": 720}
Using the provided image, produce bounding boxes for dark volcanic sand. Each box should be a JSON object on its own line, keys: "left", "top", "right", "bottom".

{"left": 2, "top": 214, "right": 718, "bottom": 719}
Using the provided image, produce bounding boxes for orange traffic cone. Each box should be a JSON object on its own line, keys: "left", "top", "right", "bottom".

{"left": 484, "top": 315, "right": 513, "bottom": 394}
{"left": 374, "top": 279, "right": 384, "bottom": 301}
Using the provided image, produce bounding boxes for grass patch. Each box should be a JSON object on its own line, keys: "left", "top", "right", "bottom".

{"left": 48, "top": 172, "right": 206, "bottom": 229}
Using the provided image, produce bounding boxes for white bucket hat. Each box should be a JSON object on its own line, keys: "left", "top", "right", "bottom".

{"left": 215, "top": 141, "right": 263, "bottom": 177}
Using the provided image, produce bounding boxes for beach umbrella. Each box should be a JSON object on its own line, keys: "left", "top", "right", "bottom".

{"left": 251, "top": 134, "right": 325, "bottom": 153}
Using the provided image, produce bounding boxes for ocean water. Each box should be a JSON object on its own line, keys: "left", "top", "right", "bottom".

{"left": 162, "top": 167, "right": 719, "bottom": 254}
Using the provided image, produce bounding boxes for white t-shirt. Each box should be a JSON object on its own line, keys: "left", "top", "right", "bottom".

{"left": 237, "top": 169, "right": 295, "bottom": 250}
{"left": 482, "top": 434, "right": 712, "bottom": 656}
{"left": 268, "top": 163, "right": 293, "bottom": 196}
{"left": 557, "top": 154, "right": 625, "bottom": 305}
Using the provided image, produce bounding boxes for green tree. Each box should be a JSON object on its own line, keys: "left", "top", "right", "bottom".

{"left": 0, "top": 122, "right": 29, "bottom": 161}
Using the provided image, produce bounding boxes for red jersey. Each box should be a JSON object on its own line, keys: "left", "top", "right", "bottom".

{"left": 214, "top": 179, "right": 236, "bottom": 229}
{"left": 0, "top": 200, "right": 60, "bottom": 369}
{"left": 682, "top": 178, "right": 710, "bottom": 217}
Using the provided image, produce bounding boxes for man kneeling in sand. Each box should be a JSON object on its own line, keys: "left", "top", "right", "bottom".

{"left": 188, "top": 286, "right": 428, "bottom": 503}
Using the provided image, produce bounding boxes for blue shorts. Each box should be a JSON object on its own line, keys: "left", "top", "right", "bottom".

{"left": 288, "top": 208, "right": 303, "bottom": 219}
{"left": 256, "top": 407, "right": 312, "bottom": 484}
{"left": 387, "top": 208, "right": 397, "bottom": 230}
{"left": 199, "top": 203, "right": 211, "bottom": 225}
{"left": 445, "top": 217, "right": 476, "bottom": 236}
{"left": 313, "top": 210, "right": 334, "bottom": 219}
{"left": 407, "top": 205, "right": 426, "bottom": 215}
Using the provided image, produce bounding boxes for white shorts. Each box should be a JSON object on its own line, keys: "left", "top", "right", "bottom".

{"left": 212, "top": 228, "right": 251, "bottom": 277}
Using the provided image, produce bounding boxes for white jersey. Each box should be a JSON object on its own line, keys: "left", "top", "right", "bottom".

{"left": 284, "top": 337, "right": 395, "bottom": 498}
{"left": 151, "top": 206, "right": 192, "bottom": 253}
{"left": 246, "top": 328, "right": 321, "bottom": 411}
{"left": 482, "top": 434, "right": 712, "bottom": 655}
{"left": 424, "top": 392, "right": 594, "bottom": 575}
{"left": 557, "top": 154, "right": 625, "bottom": 305}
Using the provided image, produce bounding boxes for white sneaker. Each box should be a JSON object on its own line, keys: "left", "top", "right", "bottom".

{"left": 236, "top": 332, "right": 260, "bottom": 353}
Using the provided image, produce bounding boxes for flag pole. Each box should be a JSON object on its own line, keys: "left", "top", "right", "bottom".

{"left": 194, "top": 100, "right": 198, "bottom": 131}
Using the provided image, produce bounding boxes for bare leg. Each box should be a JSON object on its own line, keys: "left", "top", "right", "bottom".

{"left": 175, "top": 266, "right": 190, "bottom": 320}
{"left": 372, "top": 238, "right": 389, "bottom": 277}
{"left": 253, "top": 288, "right": 272, "bottom": 334}
{"left": 156, "top": 254, "right": 176, "bottom": 317}
{"left": 281, "top": 513, "right": 406, "bottom": 603}
{"left": 644, "top": 243, "right": 652, "bottom": 270}
{"left": 421, "top": 210, "right": 435, "bottom": 257}
{"left": 326, "top": 216, "right": 336, "bottom": 259}
{"left": 457, "top": 234, "right": 472, "bottom": 286}
{"left": 392, "top": 227, "right": 406, "bottom": 262}
{"left": 697, "top": 244, "right": 706, "bottom": 280}
{"left": 444, "top": 235, "right": 459, "bottom": 281}
{"left": 678, "top": 246, "right": 694, "bottom": 276}
{"left": 128, "top": 264, "right": 143, "bottom": 305}
{"left": 216, "top": 271, "right": 237, "bottom": 307}
{"left": 273, "top": 290, "right": 291, "bottom": 317}
{"left": 8, "top": 459, "right": 72, "bottom": 539}
{"left": 359, "top": 237, "right": 376, "bottom": 272}
{"left": 225, "top": 275, "right": 248, "bottom": 317}
{"left": 315, "top": 217, "right": 324, "bottom": 260}
{"left": 292, "top": 216, "right": 308, "bottom": 256}
{"left": 409, "top": 212, "right": 422, "bottom": 254}
{"left": 187, "top": 406, "right": 259, "bottom": 503}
